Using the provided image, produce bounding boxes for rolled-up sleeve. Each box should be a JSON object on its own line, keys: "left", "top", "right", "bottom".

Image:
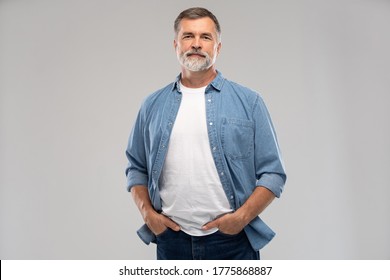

{"left": 256, "top": 173, "right": 285, "bottom": 198}
{"left": 253, "top": 95, "right": 287, "bottom": 198}
{"left": 125, "top": 107, "right": 149, "bottom": 192}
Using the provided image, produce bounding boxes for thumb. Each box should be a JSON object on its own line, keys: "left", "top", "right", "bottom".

{"left": 162, "top": 216, "right": 181, "bottom": 231}
{"left": 202, "top": 220, "right": 219, "bottom": 231}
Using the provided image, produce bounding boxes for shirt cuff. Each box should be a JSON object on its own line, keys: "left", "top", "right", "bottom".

{"left": 137, "top": 224, "right": 156, "bottom": 245}
{"left": 126, "top": 171, "right": 148, "bottom": 192}
{"left": 256, "top": 173, "right": 285, "bottom": 198}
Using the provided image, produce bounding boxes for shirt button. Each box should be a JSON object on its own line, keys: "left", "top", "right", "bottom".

{"left": 220, "top": 172, "right": 224, "bottom": 176}
{"left": 209, "top": 122, "right": 213, "bottom": 126}
{"left": 230, "top": 195, "right": 234, "bottom": 199}
{"left": 212, "top": 147, "right": 217, "bottom": 151}
{"left": 208, "top": 99, "right": 212, "bottom": 102}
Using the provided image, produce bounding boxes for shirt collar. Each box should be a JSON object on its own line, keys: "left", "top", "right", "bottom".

{"left": 172, "top": 70, "right": 225, "bottom": 92}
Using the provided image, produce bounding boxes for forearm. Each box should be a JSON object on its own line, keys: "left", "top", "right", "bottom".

{"left": 131, "top": 185, "right": 155, "bottom": 221}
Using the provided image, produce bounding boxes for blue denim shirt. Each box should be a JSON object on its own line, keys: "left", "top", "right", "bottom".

{"left": 125, "top": 71, "right": 286, "bottom": 251}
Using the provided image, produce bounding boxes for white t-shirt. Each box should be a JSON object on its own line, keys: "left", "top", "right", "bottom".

{"left": 159, "top": 82, "right": 232, "bottom": 236}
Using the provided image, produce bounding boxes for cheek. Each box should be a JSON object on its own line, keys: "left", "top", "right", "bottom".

{"left": 175, "top": 46, "right": 183, "bottom": 56}
{"left": 176, "top": 44, "right": 188, "bottom": 54}
{"left": 209, "top": 47, "right": 218, "bottom": 57}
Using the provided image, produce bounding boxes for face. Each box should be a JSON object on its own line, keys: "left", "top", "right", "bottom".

{"left": 174, "top": 17, "right": 221, "bottom": 72}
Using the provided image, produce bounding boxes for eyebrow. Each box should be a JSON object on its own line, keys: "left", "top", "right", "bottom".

{"left": 182, "top": 32, "right": 214, "bottom": 38}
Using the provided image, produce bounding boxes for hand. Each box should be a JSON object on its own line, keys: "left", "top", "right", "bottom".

{"left": 202, "top": 212, "right": 246, "bottom": 235}
{"left": 202, "top": 187, "right": 276, "bottom": 235}
{"left": 131, "top": 186, "right": 181, "bottom": 235}
{"left": 144, "top": 210, "right": 180, "bottom": 236}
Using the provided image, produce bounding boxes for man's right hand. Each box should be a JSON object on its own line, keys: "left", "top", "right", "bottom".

{"left": 130, "top": 185, "right": 180, "bottom": 235}
{"left": 144, "top": 209, "right": 181, "bottom": 236}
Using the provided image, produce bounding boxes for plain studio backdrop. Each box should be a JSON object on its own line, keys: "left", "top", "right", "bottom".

{"left": 1, "top": 0, "right": 389, "bottom": 260}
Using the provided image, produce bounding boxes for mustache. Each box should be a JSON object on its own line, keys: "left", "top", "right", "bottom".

{"left": 185, "top": 49, "right": 207, "bottom": 57}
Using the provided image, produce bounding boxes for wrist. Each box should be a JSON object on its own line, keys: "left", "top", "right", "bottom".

{"left": 234, "top": 208, "right": 251, "bottom": 228}
{"left": 142, "top": 206, "right": 157, "bottom": 222}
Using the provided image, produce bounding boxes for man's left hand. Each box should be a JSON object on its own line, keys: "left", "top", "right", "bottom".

{"left": 202, "top": 212, "right": 246, "bottom": 235}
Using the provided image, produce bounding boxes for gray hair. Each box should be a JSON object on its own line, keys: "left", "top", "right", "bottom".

{"left": 174, "top": 7, "right": 221, "bottom": 40}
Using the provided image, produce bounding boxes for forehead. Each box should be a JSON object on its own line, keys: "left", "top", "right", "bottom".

{"left": 177, "top": 17, "right": 217, "bottom": 34}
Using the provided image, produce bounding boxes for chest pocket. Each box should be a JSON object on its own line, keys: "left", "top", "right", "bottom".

{"left": 221, "top": 118, "right": 254, "bottom": 160}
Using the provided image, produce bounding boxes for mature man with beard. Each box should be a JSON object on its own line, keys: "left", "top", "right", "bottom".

{"left": 125, "top": 7, "right": 286, "bottom": 260}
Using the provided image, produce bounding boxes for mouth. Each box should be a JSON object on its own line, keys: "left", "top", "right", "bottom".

{"left": 187, "top": 52, "right": 206, "bottom": 58}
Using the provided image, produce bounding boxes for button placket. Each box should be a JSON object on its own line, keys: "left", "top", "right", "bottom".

{"left": 151, "top": 91, "right": 181, "bottom": 189}
{"left": 205, "top": 91, "right": 235, "bottom": 209}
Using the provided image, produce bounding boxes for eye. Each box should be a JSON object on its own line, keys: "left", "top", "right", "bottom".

{"left": 182, "top": 34, "right": 193, "bottom": 39}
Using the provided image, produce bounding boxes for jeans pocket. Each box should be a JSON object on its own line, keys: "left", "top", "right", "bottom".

{"left": 156, "top": 228, "right": 171, "bottom": 239}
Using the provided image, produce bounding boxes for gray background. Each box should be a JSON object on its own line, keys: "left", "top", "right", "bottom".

{"left": 1, "top": 0, "right": 389, "bottom": 259}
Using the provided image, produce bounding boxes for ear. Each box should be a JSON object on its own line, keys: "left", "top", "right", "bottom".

{"left": 217, "top": 42, "right": 222, "bottom": 55}
{"left": 173, "top": 39, "right": 177, "bottom": 51}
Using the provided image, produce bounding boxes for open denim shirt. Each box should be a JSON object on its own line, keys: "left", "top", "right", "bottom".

{"left": 125, "top": 71, "right": 286, "bottom": 251}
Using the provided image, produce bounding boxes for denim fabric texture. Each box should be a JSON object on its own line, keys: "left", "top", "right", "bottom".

{"left": 156, "top": 229, "right": 260, "bottom": 260}
{"left": 125, "top": 71, "right": 286, "bottom": 251}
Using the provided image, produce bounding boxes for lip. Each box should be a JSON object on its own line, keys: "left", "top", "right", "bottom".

{"left": 187, "top": 53, "right": 206, "bottom": 58}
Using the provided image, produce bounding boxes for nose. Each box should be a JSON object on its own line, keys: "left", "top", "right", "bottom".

{"left": 191, "top": 37, "right": 201, "bottom": 51}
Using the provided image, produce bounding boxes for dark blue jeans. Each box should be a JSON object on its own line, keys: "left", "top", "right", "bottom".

{"left": 156, "top": 228, "right": 260, "bottom": 260}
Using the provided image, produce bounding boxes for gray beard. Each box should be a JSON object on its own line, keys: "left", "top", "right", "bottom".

{"left": 178, "top": 51, "right": 213, "bottom": 72}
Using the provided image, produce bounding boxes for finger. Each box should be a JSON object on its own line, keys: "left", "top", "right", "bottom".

{"left": 162, "top": 215, "right": 181, "bottom": 231}
{"left": 202, "top": 220, "right": 218, "bottom": 230}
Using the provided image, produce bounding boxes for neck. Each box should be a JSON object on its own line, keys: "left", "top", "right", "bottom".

{"left": 180, "top": 66, "right": 217, "bottom": 88}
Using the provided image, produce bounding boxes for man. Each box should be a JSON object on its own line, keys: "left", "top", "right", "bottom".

{"left": 125, "top": 7, "right": 286, "bottom": 260}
